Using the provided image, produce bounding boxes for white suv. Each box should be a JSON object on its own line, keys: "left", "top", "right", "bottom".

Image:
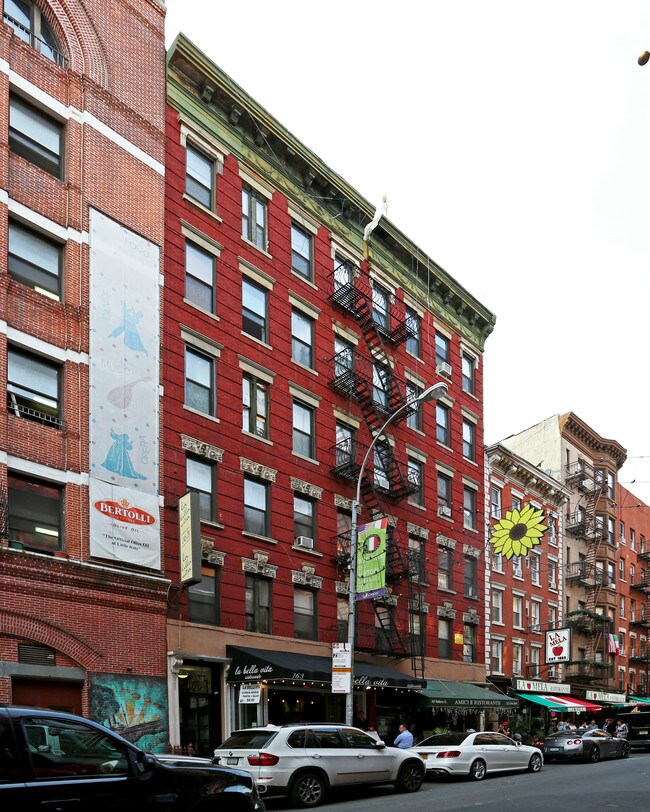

{"left": 213, "top": 724, "right": 425, "bottom": 808}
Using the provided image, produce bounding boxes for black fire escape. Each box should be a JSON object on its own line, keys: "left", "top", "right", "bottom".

{"left": 327, "top": 258, "right": 425, "bottom": 676}
{"left": 563, "top": 462, "right": 613, "bottom": 683}
{"left": 630, "top": 547, "right": 650, "bottom": 695}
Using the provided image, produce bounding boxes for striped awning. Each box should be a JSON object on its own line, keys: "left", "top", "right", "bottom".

{"left": 516, "top": 693, "right": 602, "bottom": 712}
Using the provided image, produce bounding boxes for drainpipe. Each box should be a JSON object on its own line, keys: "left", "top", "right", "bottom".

{"left": 362, "top": 195, "right": 388, "bottom": 260}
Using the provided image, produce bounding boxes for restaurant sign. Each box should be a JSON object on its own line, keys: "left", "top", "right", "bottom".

{"left": 513, "top": 678, "right": 571, "bottom": 694}
{"left": 586, "top": 690, "right": 626, "bottom": 704}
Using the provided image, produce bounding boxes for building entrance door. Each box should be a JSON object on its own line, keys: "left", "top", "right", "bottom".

{"left": 12, "top": 679, "right": 82, "bottom": 714}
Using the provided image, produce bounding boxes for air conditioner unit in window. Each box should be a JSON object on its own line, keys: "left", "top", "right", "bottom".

{"left": 295, "top": 536, "right": 314, "bottom": 549}
{"left": 436, "top": 361, "right": 452, "bottom": 378}
{"left": 437, "top": 505, "right": 452, "bottom": 518}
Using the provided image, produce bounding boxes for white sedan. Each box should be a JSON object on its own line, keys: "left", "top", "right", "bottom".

{"left": 412, "top": 731, "right": 543, "bottom": 780}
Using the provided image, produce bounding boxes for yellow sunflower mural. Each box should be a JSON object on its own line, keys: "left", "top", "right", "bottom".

{"left": 489, "top": 504, "right": 547, "bottom": 559}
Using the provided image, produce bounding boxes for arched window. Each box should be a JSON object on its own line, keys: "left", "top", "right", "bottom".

{"left": 4, "top": 0, "right": 65, "bottom": 66}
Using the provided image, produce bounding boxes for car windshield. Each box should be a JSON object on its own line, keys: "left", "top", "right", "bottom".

{"left": 219, "top": 730, "right": 278, "bottom": 749}
{"left": 417, "top": 733, "right": 468, "bottom": 747}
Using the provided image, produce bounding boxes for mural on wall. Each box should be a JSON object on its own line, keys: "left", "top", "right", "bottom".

{"left": 488, "top": 504, "right": 547, "bottom": 559}
{"left": 89, "top": 673, "right": 168, "bottom": 753}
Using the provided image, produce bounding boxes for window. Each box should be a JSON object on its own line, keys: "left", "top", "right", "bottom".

{"left": 335, "top": 422, "right": 355, "bottom": 468}
{"left": 333, "top": 253, "right": 354, "bottom": 291}
{"left": 530, "top": 601, "right": 541, "bottom": 631}
{"left": 294, "top": 588, "right": 317, "bottom": 640}
{"left": 9, "top": 95, "right": 62, "bottom": 178}
{"left": 461, "top": 353, "right": 475, "bottom": 394}
{"left": 607, "top": 472, "right": 615, "bottom": 500}
{"left": 607, "top": 561, "right": 616, "bottom": 587}
{"left": 291, "top": 222, "right": 312, "bottom": 279}
{"left": 408, "top": 458, "right": 423, "bottom": 506}
{"left": 438, "top": 618, "right": 452, "bottom": 659}
{"left": 490, "top": 485, "right": 501, "bottom": 518}
{"left": 620, "top": 521, "right": 626, "bottom": 545}
{"left": 531, "top": 647, "right": 541, "bottom": 678}
{"left": 411, "top": 612, "right": 424, "bottom": 656}
{"left": 186, "top": 144, "right": 214, "bottom": 208}
{"left": 405, "top": 306, "right": 421, "bottom": 357}
{"left": 188, "top": 569, "right": 220, "bottom": 625}
{"left": 373, "top": 363, "right": 389, "bottom": 410}
{"left": 293, "top": 400, "right": 315, "bottom": 458}
{"left": 374, "top": 444, "right": 390, "bottom": 490}
{"left": 375, "top": 604, "right": 394, "bottom": 651}
{"left": 333, "top": 336, "right": 354, "bottom": 378}
{"left": 463, "top": 624, "right": 477, "bottom": 663}
{"left": 8, "top": 221, "right": 62, "bottom": 299}
{"left": 512, "top": 495, "right": 521, "bottom": 512}
{"left": 7, "top": 347, "right": 62, "bottom": 428}
{"left": 491, "top": 639, "right": 503, "bottom": 673}
{"left": 8, "top": 473, "right": 62, "bottom": 553}
{"left": 531, "top": 554, "right": 540, "bottom": 585}
{"left": 408, "top": 535, "right": 424, "bottom": 582}
{"left": 244, "top": 476, "right": 269, "bottom": 537}
{"left": 620, "top": 596, "right": 626, "bottom": 619}
{"left": 185, "top": 241, "right": 216, "bottom": 312}
{"left": 549, "top": 605, "right": 557, "bottom": 627}
{"left": 512, "top": 556, "right": 522, "bottom": 578}
{"left": 185, "top": 346, "right": 215, "bottom": 416}
{"left": 245, "top": 574, "right": 271, "bottom": 633}
{"left": 513, "top": 643, "right": 523, "bottom": 674}
{"left": 372, "top": 283, "right": 390, "bottom": 331}
{"left": 186, "top": 457, "right": 215, "bottom": 522}
{"left": 463, "top": 486, "right": 476, "bottom": 530}
{"left": 631, "top": 563, "right": 636, "bottom": 584}
{"left": 436, "top": 401, "right": 451, "bottom": 446}
{"left": 631, "top": 529, "right": 636, "bottom": 550}
{"left": 438, "top": 547, "right": 452, "bottom": 590}
{"left": 548, "top": 559, "right": 557, "bottom": 590}
{"left": 4, "top": 1, "right": 65, "bottom": 65}
{"left": 242, "top": 184, "right": 267, "bottom": 250}
{"left": 464, "top": 556, "right": 477, "bottom": 598}
{"left": 242, "top": 278, "right": 268, "bottom": 342}
{"left": 437, "top": 472, "right": 452, "bottom": 514}
{"left": 291, "top": 309, "right": 314, "bottom": 368}
{"left": 294, "top": 495, "right": 315, "bottom": 545}
{"left": 492, "top": 552, "right": 503, "bottom": 573}
{"left": 513, "top": 595, "right": 523, "bottom": 628}
{"left": 492, "top": 589, "right": 503, "bottom": 623}
{"left": 435, "top": 333, "right": 450, "bottom": 367}
{"left": 242, "top": 372, "right": 269, "bottom": 439}
{"left": 406, "top": 381, "right": 423, "bottom": 431}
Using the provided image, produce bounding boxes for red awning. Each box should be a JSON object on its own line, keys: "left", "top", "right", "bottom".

{"left": 517, "top": 693, "right": 602, "bottom": 712}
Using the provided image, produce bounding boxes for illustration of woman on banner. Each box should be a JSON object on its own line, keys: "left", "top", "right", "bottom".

{"left": 102, "top": 428, "right": 147, "bottom": 480}
{"left": 108, "top": 301, "right": 148, "bottom": 355}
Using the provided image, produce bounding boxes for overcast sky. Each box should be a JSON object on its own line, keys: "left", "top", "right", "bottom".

{"left": 165, "top": 1, "right": 650, "bottom": 510}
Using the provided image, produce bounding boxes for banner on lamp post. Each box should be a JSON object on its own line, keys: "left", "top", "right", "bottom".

{"left": 356, "top": 518, "right": 389, "bottom": 601}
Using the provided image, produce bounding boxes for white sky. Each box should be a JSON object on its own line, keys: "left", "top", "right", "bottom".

{"left": 165, "top": 0, "right": 650, "bottom": 508}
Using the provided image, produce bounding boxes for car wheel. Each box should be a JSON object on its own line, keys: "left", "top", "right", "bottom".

{"left": 588, "top": 746, "right": 600, "bottom": 764}
{"left": 469, "top": 759, "right": 486, "bottom": 780}
{"left": 619, "top": 742, "right": 630, "bottom": 759}
{"left": 528, "top": 753, "right": 543, "bottom": 772}
{"left": 290, "top": 772, "right": 327, "bottom": 808}
{"left": 395, "top": 761, "right": 424, "bottom": 793}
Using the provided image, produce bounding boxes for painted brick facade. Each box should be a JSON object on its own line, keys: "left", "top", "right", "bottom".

{"left": 0, "top": 0, "right": 167, "bottom": 723}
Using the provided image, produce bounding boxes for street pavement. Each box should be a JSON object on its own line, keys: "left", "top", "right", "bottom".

{"left": 265, "top": 750, "right": 650, "bottom": 812}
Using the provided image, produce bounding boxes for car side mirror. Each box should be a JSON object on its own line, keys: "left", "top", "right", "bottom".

{"left": 516, "top": 741, "right": 522, "bottom": 747}
{"left": 374, "top": 741, "right": 386, "bottom": 749}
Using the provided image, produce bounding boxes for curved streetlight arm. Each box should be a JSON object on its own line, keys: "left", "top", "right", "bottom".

{"left": 344, "top": 381, "right": 447, "bottom": 725}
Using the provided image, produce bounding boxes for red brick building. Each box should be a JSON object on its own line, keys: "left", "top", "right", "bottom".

{"left": 164, "top": 35, "right": 496, "bottom": 752}
{"left": 0, "top": 0, "right": 168, "bottom": 748}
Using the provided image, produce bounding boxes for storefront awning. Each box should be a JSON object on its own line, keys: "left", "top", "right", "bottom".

{"left": 516, "top": 693, "right": 602, "bottom": 712}
{"left": 420, "top": 680, "right": 518, "bottom": 708}
{"left": 627, "top": 695, "right": 650, "bottom": 705}
{"left": 225, "top": 646, "right": 426, "bottom": 690}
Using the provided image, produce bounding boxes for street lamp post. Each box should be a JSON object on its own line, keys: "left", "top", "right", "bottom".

{"left": 344, "top": 380, "right": 449, "bottom": 726}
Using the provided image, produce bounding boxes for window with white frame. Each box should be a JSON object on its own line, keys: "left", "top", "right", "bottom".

{"left": 461, "top": 353, "right": 475, "bottom": 394}
{"left": 530, "top": 600, "right": 541, "bottom": 631}
{"left": 372, "top": 282, "right": 390, "bottom": 331}
{"left": 463, "top": 624, "right": 476, "bottom": 662}
{"left": 464, "top": 555, "right": 478, "bottom": 598}
{"left": 512, "top": 555, "right": 522, "bottom": 578}
{"left": 530, "top": 553, "right": 540, "bottom": 585}
{"left": 294, "top": 495, "right": 316, "bottom": 547}
{"left": 531, "top": 646, "right": 541, "bottom": 677}
{"left": 244, "top": 476, "right": 269, "bottom": 537}
{"left": 491, "top": 638, "right": 503, "bottom": 673}
{"left": 548, "top": 558, "right": 557, "bottom": 590}
{"left": 374, "top": 444, "right": 390, "bottom": 490}
{"left": 513, "top": 595, "right": 523, "bottom": 628}
{"left": 334, "top": 336, "right": 354, "bottom": 378}
{"left": 490, "top": 485, "right": 501, "bottom": 518}
{"left": 492, "top": 551, "right": 503, "bottom": 573}
{"left": 406, "top": 380, "right": 423, "bottom": 431}
{"left": 293, "top": 400, "right": 315, "bottom": 459}
{"left": 245, "top": 574, "right": 271, "bottom": 633}
{"left": 373, "top": 363, "right": 389, "bottom": 410}
{"left": 438, "top": 618, "right": 452, "bottom": 659}
{"left": 512, "top": 642, "right": 523, "bottom": 675}
{"left": 631, "top": 528, "right": 636, "bottom": 550}
{"left": 294, "top": 587, "right": 317, "bottom": 640}
{"left": 185, "top": 346, "right": 216, "bottom": 416}
{"left": 619, "top": 558, "right": 626, "bottom": 581}
{"left": 438, "top": 547, "right": 453, "bottom": 590}
{"left": 435, "top": 333, "right": 450, "bottom": 366}
{"left": 186, "top": 144, "right": 214, "bottom": 209}
{"left": 405, "top": 306, "right": 421, "bottom": 358}
{"left": 620, "top": 596, "right": 626, "bottom": 619}
{"left": 8, "top": 221, "right": 62, "bottom": 300}
{"left": 491, "top": 589, "right": 503, "bottom": 623}
{"left": 408, "top": 458, "right": 424, "bottom": 507}
{"left": 512, "top": 495, "right": 521, "bottom": 512}
{"left": 462, "top": 418, "right": 475, "bottom": 461}
{"left": 242, "top": 278, "right": 268, "bottom": 343}
{"left": 437, "top": 471, "right": 452, "bottom": 515}
{"left": 549, "top": 604, "right": 557, "bottom": 628}
{"left": 607, "top": 472, "right": 615, "bottom": 499}
{"left": 9, "top": 95, "right": 63, "bottom": 178}
{"left": 242, "top": 372, "right": 269, "bottom": 439}
{"left": 186, "top": 456, "right": 216, "bottom": 523}
{"left": 436, "top": 401, "right": 451, "bottom": 446}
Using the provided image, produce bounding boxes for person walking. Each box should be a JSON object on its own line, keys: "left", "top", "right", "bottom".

{"left": 615, "top": 719, "right": 629, "bottom": 739}
{"left": 393, "top": 724, "right": 414, "bottom": 749}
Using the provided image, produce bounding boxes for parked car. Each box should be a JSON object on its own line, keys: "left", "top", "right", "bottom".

{"left": 615, "top": 711, "right": 650, "bottom": 750}
{"left": 212, "top": 723, "right": 425, "bottom": 807}
{"left": 0, "top": 704, "right": 265, "bottom": 811}
{"left": 542, "top": 728, "right": 629, "bottom": 762}
{"left": 412, "top": 730, "right": 543, "bottom": 780}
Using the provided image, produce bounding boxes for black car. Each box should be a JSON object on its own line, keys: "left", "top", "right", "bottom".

{"left": 0, "top": 704, "right": 264, "bottom": 811}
